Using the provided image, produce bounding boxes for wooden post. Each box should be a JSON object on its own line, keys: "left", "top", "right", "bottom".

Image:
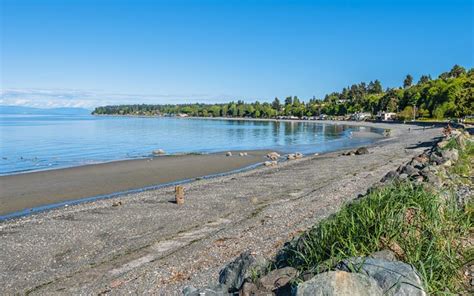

{"left": 175, "top": 186, "right": 184, "bottom": 205}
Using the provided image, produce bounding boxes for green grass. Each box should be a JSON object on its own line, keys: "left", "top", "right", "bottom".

{"left": 449, "top": 140, "right": 474, "bottom": 178}
{"left": 279, "top": 182, "right": 473, "bottom": 294}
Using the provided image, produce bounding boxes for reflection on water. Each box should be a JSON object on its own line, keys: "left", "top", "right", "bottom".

{"left": 0, "top": 115, "right": 383, "bottom": 175}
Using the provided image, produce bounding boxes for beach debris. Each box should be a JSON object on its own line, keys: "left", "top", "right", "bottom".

{"left": 226, "top": 152, "right": 233, "bottom": 157}
{"left": 175, "top": 185, "right": 185, "bottom": 205}
{"left": 266, "top": 152, "right": 280, "bottom": 160}
{"left": 314, "top": 153, "right": 319, "bottom": 156}
{"left": 295, "top": 152, "right": 303, "bottom": 159}
{"left": 287, "top": 153, "right": 296, "bottom": 160}
{"left": 112, "top": 201, "right": 122, "bottom": 207}
{"left": 264, "top": 161, "right": 278, "bottom": 167}
{"left": 239, "top": 152, "right": 248, "bottom": 156}
{"left": 152, "top": 149, "right": 166, "bottom": 155}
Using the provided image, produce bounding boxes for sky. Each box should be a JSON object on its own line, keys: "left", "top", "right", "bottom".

{"left": 1, "top": 0, "right": 473, "bottom": 109}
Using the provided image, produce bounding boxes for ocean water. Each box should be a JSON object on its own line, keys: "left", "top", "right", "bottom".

{"left": 0, "top": 114, "right": 383, "bottom": 175}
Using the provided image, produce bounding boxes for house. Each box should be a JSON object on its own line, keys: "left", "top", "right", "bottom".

{"left": 376, "top": 112, "right": 397, "bottom": 121}
{"left": 350, "top": 112, "right": 372, "bottom": 121}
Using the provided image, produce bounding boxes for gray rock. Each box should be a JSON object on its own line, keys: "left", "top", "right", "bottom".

{"left": 337, "top": 257, "right": 426, "bottom": 296}
{"left": 430, "top": 153, "right": 444, "bottom": 165}
{"left": 183, "top": 284, "right": 227, "bottom": 296}
{"left": 257, "top": 266, "right": 298, "bottom": 293}
{"left": 402, "top": 165, "right": 419, "bottom": 177}
{"left": 296, "top": 270, "right": 383, "bottom": 296}
{"left": 398, "top": 173, "right": 408, "bottom": 180}
{"left": 369, "top": 250, "right": 397, "bottom": 261}
{"left": 219, "top": 251, "right": 267, "bottom": 292}
{"left": 441, "top": 148, "right": 458, "bottom": 162}
{"left": 355, "top": 147, "right": 369, "bottom": 155}
{"left": 381, "top": 171, "right": 399, "bottom": 182}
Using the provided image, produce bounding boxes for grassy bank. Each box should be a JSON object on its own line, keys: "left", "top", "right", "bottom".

{"left": 278, "top": 140, "right": 473, "bottom": 294}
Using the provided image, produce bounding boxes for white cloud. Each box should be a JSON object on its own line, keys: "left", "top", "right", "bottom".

{"left": 0, "top": 88, "right": 243, "bottom": 109}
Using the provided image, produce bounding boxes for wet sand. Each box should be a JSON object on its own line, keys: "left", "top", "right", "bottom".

{"left": 0, "top": 151, "right": 269, "bottom": 216}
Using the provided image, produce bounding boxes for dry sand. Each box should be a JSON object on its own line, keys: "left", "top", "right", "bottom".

{"left": 0, "top": 122, "right": 442, "bottom": 295}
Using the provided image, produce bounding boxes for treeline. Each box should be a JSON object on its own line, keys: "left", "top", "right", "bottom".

{"left": 92, "top": 65, "right": 473, "bottom": 120}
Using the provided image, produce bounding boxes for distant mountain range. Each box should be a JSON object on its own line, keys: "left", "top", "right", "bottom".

{"left": 0, "top": 105, "right": 92, "bottom": 115}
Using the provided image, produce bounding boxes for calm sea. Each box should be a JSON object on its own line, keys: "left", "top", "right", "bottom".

{"left": 0, "top": 114, "right": 383, "bottom": 175}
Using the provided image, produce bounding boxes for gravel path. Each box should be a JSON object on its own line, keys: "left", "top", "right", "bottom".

{"left": 0, "top": 122, "right": 442, "bottom": 295}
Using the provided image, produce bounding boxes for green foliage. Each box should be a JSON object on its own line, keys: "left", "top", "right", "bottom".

{"left": 92, "top": 65, "right": 473, "bottom": 120}
{"left": 280, "top": 182, "right": 472, "bottom": 294}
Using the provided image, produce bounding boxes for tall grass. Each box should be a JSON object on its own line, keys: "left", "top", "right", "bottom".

{"left": 281, "top": 182, "right": 472, "bottom": 294}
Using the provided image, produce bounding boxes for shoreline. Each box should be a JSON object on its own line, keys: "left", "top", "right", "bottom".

{"left": 0, "top": 120, "right": 409, "bottom": 219}
{"left": 0, "top": 150, "right": 271, "bottom": 217}
{"left": 0, "top": 123, "right": 442, "bottom": 294}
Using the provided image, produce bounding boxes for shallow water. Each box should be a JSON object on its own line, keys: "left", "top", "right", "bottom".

{"left": 0, "top": 114, "right": 382, "bottom": 175}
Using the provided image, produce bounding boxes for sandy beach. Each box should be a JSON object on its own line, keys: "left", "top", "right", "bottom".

{"left": 0, "top": 151, "right": 270, "bottom": 216}
{"left": 0, "top": 122, "right": 443, "bottom": 294}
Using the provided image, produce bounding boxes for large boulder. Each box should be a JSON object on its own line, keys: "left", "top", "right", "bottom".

{"left": 218, "top": 251, "right": 267, "bottom": 293}
{"left": 337, "top": 257, "right": 426, "bottom": 296}
{"left": 296, "top": 270, "right": 383, "bottom": 296}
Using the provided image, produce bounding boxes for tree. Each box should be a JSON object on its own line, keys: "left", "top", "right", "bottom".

{"left": 403, "top": 74, "right": 413, "bottom": 88}
{"left": 418, "top": 75, "right": 431, "bottom": 84}
{"left": 284, "top": 96, "right": 293, "bottom": 106}
{"left": 271, "top": 97, "right": 281, "bottom": 112}
{"left": 368, "top": 80, "right": 383, "bottom": 94}
{"left": 449, "top": 64, "right": 466, "bottom": 78}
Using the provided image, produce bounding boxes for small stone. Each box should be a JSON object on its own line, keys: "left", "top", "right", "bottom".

{"left": 152, "top": 149, "right": 165, "bottom": 155}
{"left": 355, "top": 147, "right": 369, "bottom": 155}
{"left": 399, "top": 173, "right": 408, "bottom": 180}
{"left": 369, "top": 249, "right": 397, "bottom": 261}
{"left": 266, "top": 152, "right": 280, "bottom": 160}
{"left": 257, "top": 267, "right": 298, "bottom": 292}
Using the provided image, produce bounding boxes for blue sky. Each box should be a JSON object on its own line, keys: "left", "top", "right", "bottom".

{"left": 1, "top": 0, "right": 473, "bottom": 109}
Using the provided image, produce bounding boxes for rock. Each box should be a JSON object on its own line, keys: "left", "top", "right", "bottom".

{"left": 183, "top": 284, "right": 227, "bottom": 296}
{"left": 152, "top": 149, "right": 165, "bottom": 155}
{"left": 430, "top": 154, "right": 444, "bottom": 165}
{"left": 442, "top": 160, "right": 452, "bottom": 167}
{"left": 355, "top": 147, "right": 369, "bottom": 155}
{"left": 410, "top": 159, "right": 424, "bottom": 170}
{"left": 287, "top": 154, "right": 296, "bottom": 160}
{"left": 402, "top": 165, "right": 419, "bottom": 177}
{"left": 218, "top": 251, "right": 267, "bottom": 292}
{"left": 264, "top": 161, "right": 277, "bottom": 167}
{"left": 381, "top": 171, "right": 399, "bottom": 182}
{"left": 257, "top": 267, "right": 298, "bottom": 293}
{"left": 226, "top": 151, "right": 232, "bottom": 156}
{"left": 441, "top": 148, "right": 459, "bottom": 162}
{"left": 240, "top": 282, "right": 258, "bottom": 296}
{"left": 337, "top": 257, "right": 427, "bottom": 296}
{"left": 267, "top": 152, "right": 280, "bottom": 161}
{"left": 437, "top": 141, "right": 448, "bottom": 149}
{"left": 398, "top": 173, "right": 408, "bottom": 180}
{"left": 369, "top": 250, "right": 397, "bottom": 261}
{"left": 296, "top": 270, "right": 383, "bottom": 296}
{"left": 239, "top": 152, "right": 245, "bottom": 156}
{"left": 314, "top": 153, "right": 319, "bottom": 156}
{"left": 414, "top": 154, "right": 429, "bottom": 164}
